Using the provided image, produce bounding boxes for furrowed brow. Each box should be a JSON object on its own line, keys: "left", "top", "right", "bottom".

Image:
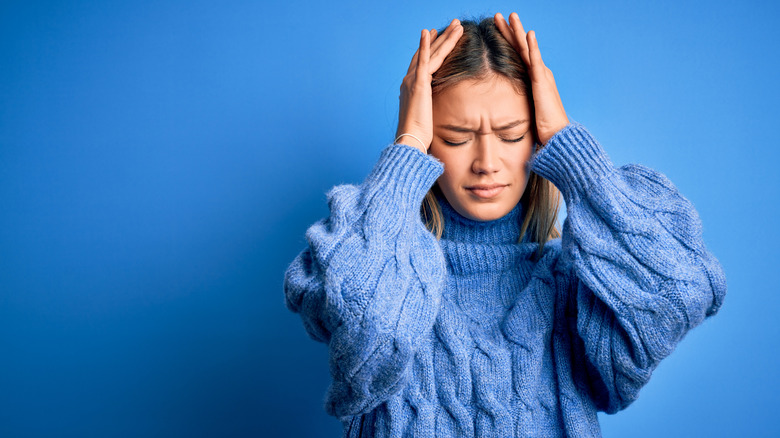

{"left": 438, "top": 125, "right": 475, "bottom": 133}
{"left": 494, "top": 119, "right": 529, "bottom": 131}
{"left": 437, "top": 119, "right": 529, "bottom": 133}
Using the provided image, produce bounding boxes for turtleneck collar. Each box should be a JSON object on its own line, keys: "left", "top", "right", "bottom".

{"left": 433, "top": 187, "right": 540, "bottom": 275}
{"left": 435, "top": 188, "right": 525, "bottom": 245}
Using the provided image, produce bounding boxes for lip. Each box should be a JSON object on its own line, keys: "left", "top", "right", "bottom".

{"left": 466, "top": 184, "right": 508, "bottom": 199}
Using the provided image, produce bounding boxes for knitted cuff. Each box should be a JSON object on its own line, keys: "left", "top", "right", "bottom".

{"left": 362, "top": 143, "right": 444, "bottom": 211}
{"left": 529, "top": 122, "right": 616, "bottom": 203}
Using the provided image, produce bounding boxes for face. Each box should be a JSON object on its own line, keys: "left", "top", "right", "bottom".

{"left": 430, "top": 75, "right": 535, "bottom": 222}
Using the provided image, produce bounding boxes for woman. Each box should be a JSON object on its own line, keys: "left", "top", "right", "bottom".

{"left": 284, "top": 13, "right": 727, "bottom": 437}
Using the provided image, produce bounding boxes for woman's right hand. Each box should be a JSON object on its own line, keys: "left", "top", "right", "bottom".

{"left": 396, "top": 19, "right": 463, "bottom": 153}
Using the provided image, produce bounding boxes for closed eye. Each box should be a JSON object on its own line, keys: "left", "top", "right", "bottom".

{"left": 442, "top": 134, "right": 526, "bottom": 146}
{"left": 501, "top": 135, "right": 526, "bottom": 143}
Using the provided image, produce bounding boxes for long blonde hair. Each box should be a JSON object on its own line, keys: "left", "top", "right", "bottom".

{"left": 421, "top": 16, "right": 562, "bottom": 262}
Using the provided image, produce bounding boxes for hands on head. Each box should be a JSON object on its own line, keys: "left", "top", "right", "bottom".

{"left": 493, "top": 12, "right": 569, "bottom": 146}
{"left": 395, "top": 13, "right": 569, "bottom": 153}
{"left": 396, "top": 19, "right": 463, "bottom": 154}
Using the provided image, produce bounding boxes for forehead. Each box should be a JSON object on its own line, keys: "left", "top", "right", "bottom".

{"left": 432, "top": 75, "right": 530, "bottom": 126}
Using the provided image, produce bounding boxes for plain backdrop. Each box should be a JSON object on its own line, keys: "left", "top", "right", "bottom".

{"left": 1, "top": 0, "right": 778, "bottom": 436}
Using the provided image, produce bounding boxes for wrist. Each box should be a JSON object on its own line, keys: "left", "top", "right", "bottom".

{"left": 394, "top": 133, "right": 428, "bottom": 153}
{"left": 538, "top": 118, "right": 570, "bottom": 145}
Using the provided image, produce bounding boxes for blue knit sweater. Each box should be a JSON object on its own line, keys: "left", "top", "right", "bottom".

{"left": 283, "top": 122, "right": 727, "bottom": 437}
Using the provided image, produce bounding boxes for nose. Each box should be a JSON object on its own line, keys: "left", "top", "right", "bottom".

{"left": 471, "top": 135, "right": 500, "bottom": 175}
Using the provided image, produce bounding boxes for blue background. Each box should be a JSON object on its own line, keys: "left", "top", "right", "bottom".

{"left": 1, "top": 0, "right": 777, "bottom": 436}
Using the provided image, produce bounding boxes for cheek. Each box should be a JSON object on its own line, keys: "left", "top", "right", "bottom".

{"left": 507, "top": 143, "right": 535, "bottom": 182}
{"left": 502, "top": 147, "right": 533, "bottom": 196}
{"left": 438, "top": 161, "right": 463, "bottom": 188}
{"left": 516, "top": 150, "right": 533, "bottom": 171}
{"left": 517, "top": 141, "right": 535, "bottom": 165}
{"left": 431, "top": 147, "right": 465, "bottom": 177}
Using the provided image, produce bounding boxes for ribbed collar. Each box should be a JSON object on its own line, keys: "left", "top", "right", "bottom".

{"left": 434, "top": 189, "right": 540, "bottom": 275}
{"left": 437, "top": 190, "right": 524, "bottom": 245}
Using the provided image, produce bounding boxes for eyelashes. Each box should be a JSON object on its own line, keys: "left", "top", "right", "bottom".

{"left": 503, "top": 135, "right": 526, "bottom": 143}
{"left": 442, "top": 135, "right": 526, "bottom": 146}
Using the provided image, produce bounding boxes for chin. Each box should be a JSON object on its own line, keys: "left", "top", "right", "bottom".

{"left": 461, "top": 202, "right": 511, "bottom": 222}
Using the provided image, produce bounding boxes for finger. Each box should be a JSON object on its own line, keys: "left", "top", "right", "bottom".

{"left": 494, "top": 13, "right": 515, "bottom": 45}
{"left": 429, "top": 22, "right": 463, "bottom": 71}
{"left": 407, "top": 46, "right": 420, "bottom": 75}
{"left": 417, "top": 28, "right": 431, "bottom": 77}
{"left": 508, "top": 12, "right": 531, "bottom": 66}
{"left": 407, "top": 28, "right": 433, "bottom": 75}
{"left": 508, "top": 13, "right": 528, "bottom": 40}
{"left": 527, "top": 30, "right": 547, "bottom": 74}
{"left": 425, "top": 28, "right": 438, "bottom": 61}
{"left": 430, "top": 18, "right": 460, "bottom": 54}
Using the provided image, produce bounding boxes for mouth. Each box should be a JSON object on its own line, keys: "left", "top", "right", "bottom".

{"left": 465, "top": 184, "right": 508, "bottom": 199}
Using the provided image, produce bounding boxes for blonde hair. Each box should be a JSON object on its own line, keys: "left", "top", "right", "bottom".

{"left": 421, "top": 16, "right": 562, "bottom": 261}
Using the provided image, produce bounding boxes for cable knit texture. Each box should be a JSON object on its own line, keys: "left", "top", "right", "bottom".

{"left": 283, "top": 122, "right": 727, "bottom": 437}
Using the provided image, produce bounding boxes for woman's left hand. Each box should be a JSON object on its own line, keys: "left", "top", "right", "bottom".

{"left": 494, "top": 12, "right": 569, "bottom": 146}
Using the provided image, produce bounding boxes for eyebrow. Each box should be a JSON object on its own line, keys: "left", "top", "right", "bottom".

{"left": 437, "top": 119, "right": 529, "bottom": 134}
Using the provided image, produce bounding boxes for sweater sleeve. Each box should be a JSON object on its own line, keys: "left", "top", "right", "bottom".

{"left": 530, "top": 122, "right": 728, "bottom": 414}
{"left": 283, "top": 143, "right": 447, "bottom": 420}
